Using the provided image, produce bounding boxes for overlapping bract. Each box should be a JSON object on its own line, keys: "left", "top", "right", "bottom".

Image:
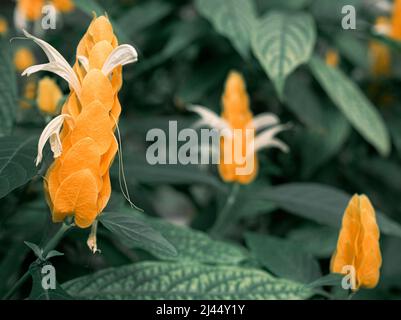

{"left": 331, "top": 194, "right": 382, "bottom": 289}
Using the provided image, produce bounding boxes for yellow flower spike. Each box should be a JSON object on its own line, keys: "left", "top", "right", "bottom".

{"left": 331, "top": 194, "right": 382, "bottom": 290}
{"left": 37, "top": 77, "right": 63, "bottom": 115}
{"left": 325, "top": 49, "right": 339, "bottom": 67}
{"left": 391, "top": 0, "right": 401, "bottom": 40}
{"left": 14, "top": 48, "right": 36, "bottom": 72}
{"left": 0, "top": 17, "right": 8, "bottom": 35}
{"left": 22, "top": 16, "right": 138, "bottom": 231}
{"left": 52, "top": 0, "right": 75, "bottom": 13}
{"left": 219, "top": 71, "right": 256, "bottom": 184}
{"left": 190, "top": 71, "right": 289, "bottom": 185}
{"left": 19, "top": 80, "right": 37, "bottom": 109}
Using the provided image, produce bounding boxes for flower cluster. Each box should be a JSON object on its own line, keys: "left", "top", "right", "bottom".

{"left": 191, "top": 71, "right": 289, "bottom": 185}
{"left": 22, "top": 16, "right": 138, "bottom": 228}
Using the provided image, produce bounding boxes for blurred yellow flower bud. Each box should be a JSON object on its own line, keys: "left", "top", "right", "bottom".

{"left": 52, "top": 0, "right": 75, "bottom": 13}
{"left": 0, "top": 17, "right": 8, "bottom": 34}
{"left": 37, "top": 77, "right": 63, "bottom": 115}
{"left": 325, "top": 49, "right": 339, "bottom": 67}
{"left": 14, "top": 48, "right": 36, "bottom": 72}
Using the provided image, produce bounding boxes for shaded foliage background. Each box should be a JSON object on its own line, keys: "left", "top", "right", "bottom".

{"left": 1, "top": 0, "right": 401, "bottom": 300}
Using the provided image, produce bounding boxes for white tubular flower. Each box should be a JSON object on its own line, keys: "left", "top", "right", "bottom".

{"left": 102, "top": 44, "right": 138, "bottom": 76}
{"left": 190, "top": 105, "right": 290, "bottom": 159}
{"left": 251, "top": 124, "right": 291, "bottom": 155}
{"left": 188, "top": 105, "right": 231, "bottom": 133}
{"left": 36, "top": 114, "right": 73, "bottom": 166}
{"left": 250, "top": 113, "right": 280, "bottom": 131}
{"left": 21, "top": 30, "right": 81, "bottom": 96}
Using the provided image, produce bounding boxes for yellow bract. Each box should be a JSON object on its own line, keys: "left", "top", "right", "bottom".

{"left": 37, "top": 77, "right": 63, "bottom": 115}
{"left": 218, "top": 71, "right": 257, "bottom": 184}
{"left": 331, "top": 194, "right": 382, "bottom": 290}
{"left": 43, "top": 16, "right": 123, "bottom": 228}
{"left": 14, "top": 48, "right": 36, "bottom": 72}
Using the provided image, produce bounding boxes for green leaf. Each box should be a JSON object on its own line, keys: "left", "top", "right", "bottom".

{"left": 29, "top": 262, "right": 73, "bottom": 300}
{"left": 252, "top": 11, "right": 316, "bottom": 98}
{"left": 117, "top": 0, "right": 172, "bottom": 38}
{"left": 196, "top": 0, "right": 256, "bottom": 59}
{"left": 287, "top": 225, "right": 337, "bottom": 258}
{"left": 284, "top": 74, "right": 324, "bottom": 129}
{"left": 298, "top": 107, "right": 351, "bottom": 178}
{"left": 0, "top": 243, "right": 30, "bottom": 296}
{"left": 63, "top": 261, "right": 313, "bottom": 299}
{"left": 135, "top": 20, "right": 203, "bottom": 75}
{"left": 245, "top": 232, "right": 321, "bottom": 284}
{"left": 0, "top": 37, "right": 17, "bottom": 136}
{"left": 306, "top": 273, "right": 343, "bottom": 289}
{"left": 45, "top": 250, "right": 64, "bottom": 260}
{"left": 24, "top": 241, "right": 42, "bottom": 259}
{"left": 98, "top": 211, "right": 177, "bottom": 258}
{"left": 262, "top": 183, "right": 401, "bottom": 238}
{"left": 144, "top": 216, "right": 248, "bottom": 264}
{"left": 0, "top": 136, "right": 37, "bottom": 199}
{"left": 309, "top": 56, "right": 390, "bottom": 156}
{"left": 122, "top": 159, "right": 226, "bottom": 193}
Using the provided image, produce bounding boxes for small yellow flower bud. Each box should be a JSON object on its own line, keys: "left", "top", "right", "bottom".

{"left": 37, "top": 77, "right": 63, "bottom": 115}
{"left": 14, "top": 48, "right": 36, "bottom": 72}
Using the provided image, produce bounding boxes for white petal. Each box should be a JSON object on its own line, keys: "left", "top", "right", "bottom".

{"left": 102, "top": 44, "right": 138, "bottom": 75}
{"left": 252, "top": 124, "right": 291, "bottom": 154}
{"left": 77, "top": 55, "right": 89, "bottom": 72}
{"left": 250, "top": 113, "right": 279, "bottom": 131}
{"left": 188, "top": 105, "right": 231, "bottom": 132}
{"left": 36, "top": 114, "right": 72, "bottom": 166}
{"left": 21, "top": 30, "right": 81, "bottom": 95}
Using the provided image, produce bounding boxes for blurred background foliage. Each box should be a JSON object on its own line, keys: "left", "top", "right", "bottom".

{"left": 1, "top": 0, "right": 401, "bottom": 300}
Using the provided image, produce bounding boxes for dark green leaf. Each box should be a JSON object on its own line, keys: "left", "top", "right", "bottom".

{"left": 196, "top": 0, "right": 256, "bottom": 59}
{"left": 63, "top": 261, "right": 313, "bottom": 299}
{"left": 262, "top": 183, "right": 401, "bottom": 238}
{"left": 252, "top": 11, "right": 316, "bottom": 98}
{"left": 309, "top": 56, "right": 390, "bottom": 156}
{"left": 98, "top": 210, "right": 177, "bottom": 258}
{"left": 144, "top": 216, "right": 248, "bottom": 264}
{"left": 245, "top": 232, "right": 321, "bottom": 283}
{"left": 0, "top": 136, "right": 37, "bottom": 199}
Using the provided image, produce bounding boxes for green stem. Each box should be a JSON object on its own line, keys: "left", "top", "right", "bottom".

{"left": 210, "top": 183, "right": 241, "bottom": 236}
{"left": 2, "top": 222, "right": 73, "bottom": 300}
{"left": 42, "top": 222, "right": 72, "bottom": 258}
{"left": 2, "top": 271, "right": 30, "bottom": 300}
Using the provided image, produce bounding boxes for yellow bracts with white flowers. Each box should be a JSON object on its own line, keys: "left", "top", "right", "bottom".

{"left": 22, "top": 16, "right": 138, "bottom": 229}
{"left": 191, "top": 71, "right": 289, "bottom": 184}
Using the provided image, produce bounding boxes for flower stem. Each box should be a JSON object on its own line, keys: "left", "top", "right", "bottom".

{"left": 2, "top": 222, "right": 73, "bottom": 300}
{"left": 210, "top": 183, "right": 241, "bottom": 237}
